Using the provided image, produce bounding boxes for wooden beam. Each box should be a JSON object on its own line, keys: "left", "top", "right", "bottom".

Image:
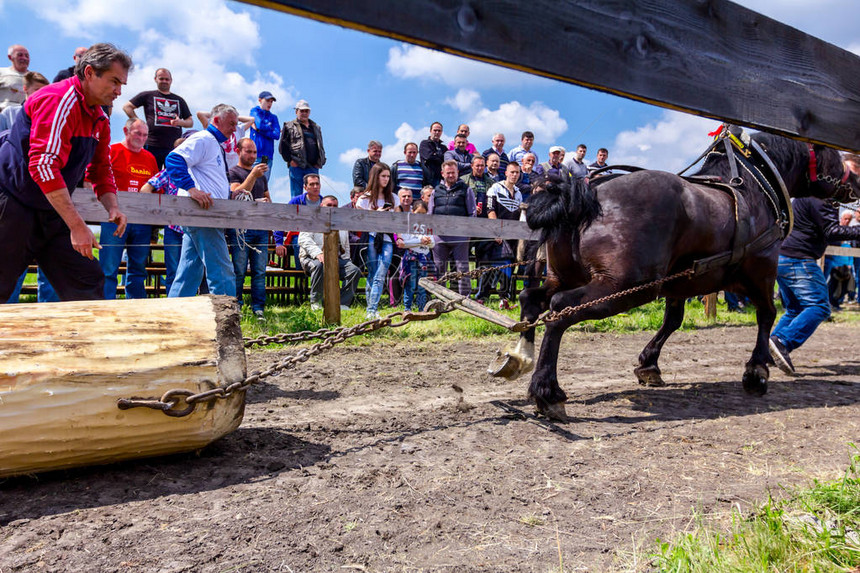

{"left": 72, "top": 191, "right": 536, "bottom": 240}
{"left": 239, "top": 0, "right": 860, "bottom": 151}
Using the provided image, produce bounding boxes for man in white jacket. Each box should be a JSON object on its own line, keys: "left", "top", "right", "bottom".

{"left": 298, "top": 195, "right": 361, "bottom": 310}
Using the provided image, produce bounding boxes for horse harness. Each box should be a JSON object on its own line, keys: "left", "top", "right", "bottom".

{"left": 590, "top": 124, "right": 793, "bottom": 278}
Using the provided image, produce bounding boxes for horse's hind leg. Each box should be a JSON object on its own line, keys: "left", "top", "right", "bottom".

{"left": 634, "top": 297, "right": 685, "bottom": 387}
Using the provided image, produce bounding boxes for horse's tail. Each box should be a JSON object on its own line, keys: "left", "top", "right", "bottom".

{"left": 525, "top": 178, "right": 602, "bottom": 244}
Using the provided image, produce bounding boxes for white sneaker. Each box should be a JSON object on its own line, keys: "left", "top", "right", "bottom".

{"left": 340, "top": 305, "right": 350, "bottom": 311}
{"left": 365, "top": 311, "right": 380, "bottom": 320}
{"left": 310, "top": 303, "right": 322, "bottom": 311}
{"left": 254, "top": 310, "right": 264, "bottom": 320}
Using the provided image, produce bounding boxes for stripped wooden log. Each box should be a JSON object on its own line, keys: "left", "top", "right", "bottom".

{"left": 0, "top": 295, "right": 246, "bottom": 478}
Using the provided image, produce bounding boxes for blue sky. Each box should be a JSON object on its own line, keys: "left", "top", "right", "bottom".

{"left": 1, "top": 0, "right": 858, "bottom": 205}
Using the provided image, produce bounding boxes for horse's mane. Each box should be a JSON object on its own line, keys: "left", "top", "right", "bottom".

{"left": 525, "top": 178, "right": 602, "bottom": 244}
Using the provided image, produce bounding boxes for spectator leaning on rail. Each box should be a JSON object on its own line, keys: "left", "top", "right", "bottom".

{"left": 99, "top": 118, "right": 159, "bottom": 300}
{"left": 249, "top": 90, "right": 279, "bottom": 182}
{"left": 122, "top": 68, "right": 193, "bottom": 168}
{"left": 165, "top": 103, "right": 239, "bottom": 298}
{"left": 297, "top": 195, "right": 361, "bottom": 311}
{"left": 0, "top": 44, "right": 30, "bottom": 112}
{"left": 769, "top": 187, "right": 860, "bottom": 375}
{"left": 274, "top": 172, "right": 325, "bottom": 270}
{"left": 419, "top": 121, "right": 446, "bottom": 186}
{"left": 226, "top": 137, "right": 271, "bottom": 319}
{"left": 0, "top": 43, "right": 131, "bottom": 302}
{"left": 428, "top": 159, "right": 476, "bottom": 298}
{"left": 353, "top": 140, "right": 382, "bottom": 190}
{"left": 279, "top": 99, "right": 325, "bottom": 197}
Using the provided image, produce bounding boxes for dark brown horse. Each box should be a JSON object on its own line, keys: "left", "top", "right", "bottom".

{"left": 498, "top": 130, "right": 860, "bottom": 421}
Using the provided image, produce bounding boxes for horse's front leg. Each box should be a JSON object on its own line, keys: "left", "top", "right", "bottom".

{"left": 741, "top": 276, "right": 777, "bottom": 396}
{"left": 634, "top": 297, "right": 686, "bottom": 387}
{"left": 489, "top": 282, "right": 557, "bottom": 380}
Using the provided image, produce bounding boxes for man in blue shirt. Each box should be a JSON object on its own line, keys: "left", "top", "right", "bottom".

{"left": 250, "top": 91, "right": 279, "bottom": 182}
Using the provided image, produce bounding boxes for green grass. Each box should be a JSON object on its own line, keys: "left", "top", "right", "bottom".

{"left": 240, "top": 294, "right": 860, "bottom": 345}
{"left": 649, "top": 445, "right": 860, "bottom": 572}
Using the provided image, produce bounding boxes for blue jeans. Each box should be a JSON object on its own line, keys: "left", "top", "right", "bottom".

{"left": 168, "top": 226, "right": 236, "bottom": 297}
{"left": 163, "top": 227, "right": 184, "bottom": 295}
{"left": 289, "top": 165, "right": 319, "bottom": 197}
{"left": 403, "top": 258, "right": 428, "bottom": 311}
{"left": 227, "top": 228, "right": 269, "bottom": 312}
{"left": 366, "top": 237, "right": 393, "bottom": 313}
{"left": 99, "top": 222, "right": 151, "bottom": 299}
{"left": 6, "top": 269, "right": 57, "bottom": 303}
{"left": 772, "top": 256, "right": 831, "bottom": 352}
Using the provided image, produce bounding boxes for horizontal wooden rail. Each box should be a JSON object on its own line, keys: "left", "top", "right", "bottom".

{"left": 240, "top": 0, "right": 860, "bottom": 151}
{"left": 824, "top": 246, "right": 860, "bottom": 258}
{"left": 72, "top": 191, "right": 536, "bottom": 240}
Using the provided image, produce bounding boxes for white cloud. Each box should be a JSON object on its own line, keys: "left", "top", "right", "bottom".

{"left": 339, "top": 147, "right": 364, "bottom": 167}
{"left": 386, "top": 44, "right": 546, "bottom": 88}
{"left": 445, "top": 89, "right": 482, "bottom": 113}
{"left": 268, "top": 175, "right": 292, "bottom": 206}
{"left": 26, "top": 0, "right": 296, "bottom": 131}
{"left": 466, "top": 100, "right": 568, "bottom": 145}
{"left": 611, "top": 111, "right": 720, "bottom": 172}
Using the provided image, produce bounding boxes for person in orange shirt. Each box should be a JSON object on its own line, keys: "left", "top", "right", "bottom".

{"left": 100, "top": 118, "right": 158, "bottom": 299}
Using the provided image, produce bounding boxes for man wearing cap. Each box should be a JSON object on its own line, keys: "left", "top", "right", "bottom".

{"left": 122, "top": 68, "right": 193, "bottom": 168}
{"left": 250, "top": 91, "right": 280, "bottom": 182}
{"left": 540, "top": 146, "right": 573, "bottom": 184}
{"left": 279, "top": 99, "right": 326, "bottom": 197}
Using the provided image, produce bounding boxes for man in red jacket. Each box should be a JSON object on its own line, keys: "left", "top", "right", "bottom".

{"left": 0, "top": 43, "right": 131, "bottom": 301}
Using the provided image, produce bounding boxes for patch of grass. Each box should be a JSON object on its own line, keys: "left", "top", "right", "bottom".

{"left": 649, "top": 444, "right": 860, "bottom": 572}
{"left": 519, "top": 514, "right": 545, "bottom": 528}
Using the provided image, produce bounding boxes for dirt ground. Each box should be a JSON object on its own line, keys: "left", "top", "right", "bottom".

{"left": 2, "top": 320, "right": 860, "bottom": 572}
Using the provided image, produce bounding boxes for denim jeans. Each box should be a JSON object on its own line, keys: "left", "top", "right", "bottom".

{"left": 772, "top": 256, "right": 831, "bottom": 352}
{"left": 168, "top": 226, "right": 236, "bottom": 297}
{"left": 163, "top": 227, "right": 184, "bottom": 295}
{"left": 433, "top": 238, "right": 471, "bottom": 296}
{"left": 289, "top": 165, "right": 319, "bottom": 197}
{"left": 366, "top": 237, "right": 393, "bottom": 313}
{"left": 5, "top": 269, "right": 54, "bottom": 302}
{"left": 227, "top": 228, "right": 269, "bottom": 312}
{"left": 402, "top": 258, "right": 428, "bottom": 311}
{"left": 99, "top": 222, "right": 151, "bottom": 299}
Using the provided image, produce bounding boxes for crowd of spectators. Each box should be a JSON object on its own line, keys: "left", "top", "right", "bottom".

{"left": 1, "top": 42, "right": 626, "bottom": 318}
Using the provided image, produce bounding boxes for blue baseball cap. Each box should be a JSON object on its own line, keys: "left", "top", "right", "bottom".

{"left": 258, "top": 91, "right": 276, "bottom": 101}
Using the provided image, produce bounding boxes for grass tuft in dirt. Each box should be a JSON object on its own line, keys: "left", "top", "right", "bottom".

{"left": 649, "top": 444, "right": 860, "bottom": 572}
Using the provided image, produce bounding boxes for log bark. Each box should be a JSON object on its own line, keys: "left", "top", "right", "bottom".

{"left": 0, "top": 295, "right": 246, "bottom": 477}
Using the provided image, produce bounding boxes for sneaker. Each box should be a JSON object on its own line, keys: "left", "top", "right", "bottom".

{"left": 769, "top": 336, "right": 795, "bottom": 375}
{"left": 340, "top": 305, "right": 350, "bottom": 311}
{"left": 254, "top": 310, "right": 264, "bottom": 320}
{"left": 366, "top": 310, "right": 380, "bottom": 320}
{"left": 310, "top": 303, "right": 321, "bottom": 311}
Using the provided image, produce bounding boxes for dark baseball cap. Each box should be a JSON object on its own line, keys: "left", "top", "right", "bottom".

{"left": 258, "top": 91, "right": 276, "bottom": 101}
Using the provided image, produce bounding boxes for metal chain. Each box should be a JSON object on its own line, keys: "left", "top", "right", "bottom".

{"left": 518, "top": 268, "right": 696, "bottom": 329}
{"left": 117, "top": 306, "right": 455, "bottom": 417}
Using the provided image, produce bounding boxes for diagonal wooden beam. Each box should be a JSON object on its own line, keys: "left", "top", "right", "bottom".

{"left": 239, "top": 0, "right": 860, "bottom": 151}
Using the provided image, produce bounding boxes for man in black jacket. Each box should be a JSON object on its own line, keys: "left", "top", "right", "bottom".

{"left": 770, "top": 194, "right": 860, "bottom": 374}
{"left": 419, "top": 122, "right": 445, "bottom": 186}
{"left": 428, "top": 160, "right": 476, "bottom": 296}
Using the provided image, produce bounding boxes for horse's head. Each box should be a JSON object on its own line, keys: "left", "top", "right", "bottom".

{"left": 524, "top": 176, "right": 602, "bottom": 243}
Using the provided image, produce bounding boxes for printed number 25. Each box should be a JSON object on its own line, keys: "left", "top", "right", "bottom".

{"left": 412, "top": 223, "right": 430, "bottom": 234}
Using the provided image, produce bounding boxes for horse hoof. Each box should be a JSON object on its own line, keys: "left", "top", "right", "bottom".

{"left": 742, "top": 365, "right": 769, "bottom": 396}
{"left": 634, "top": 365, "right": 666, "bottom": 387}
{"left": 488, "top": 338, "right": 534, "bottom": 380}
{"left": 539, "top": 402, "right": 568, "bottom": 422}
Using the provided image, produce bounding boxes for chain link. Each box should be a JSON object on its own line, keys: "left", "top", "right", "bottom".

{"left": 436, "top": 257, "right": 543, "bottom": 283}
{"left": 117, "top": 306, "right": 456, "bottom": 417}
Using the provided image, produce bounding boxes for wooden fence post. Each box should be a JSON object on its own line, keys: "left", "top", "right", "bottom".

{"left": 323, "top": 231, "right": 341, "bottom": 324}
{"left": 703, "top": 293, "right": 718, "bottom": 321}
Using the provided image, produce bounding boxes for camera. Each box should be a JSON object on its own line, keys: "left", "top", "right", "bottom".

{"left": 260, "top": 156, "right": 269, "bottom": 165}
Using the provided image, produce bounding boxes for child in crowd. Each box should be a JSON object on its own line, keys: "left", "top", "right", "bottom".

{"left": 395, "top": 200, "right": 435, "bottom": 311}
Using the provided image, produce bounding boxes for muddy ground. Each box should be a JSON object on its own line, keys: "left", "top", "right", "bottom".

{"left": 2, "top": 321, "right": 860, "bottom": 572}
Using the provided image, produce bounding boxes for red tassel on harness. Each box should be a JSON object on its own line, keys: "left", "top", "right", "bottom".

{"left": 708, "top": 125, "right": 724, "bottom": 138}
{"left": 807, "top": 143, "right": 818, "bottom": 182}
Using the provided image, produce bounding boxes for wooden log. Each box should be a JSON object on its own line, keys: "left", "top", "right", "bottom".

{"left": 0, "top": 295, "right": 246, "bottom": 478}
{"left": 322, "top": 230, "right": 341, "bottom": 324}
